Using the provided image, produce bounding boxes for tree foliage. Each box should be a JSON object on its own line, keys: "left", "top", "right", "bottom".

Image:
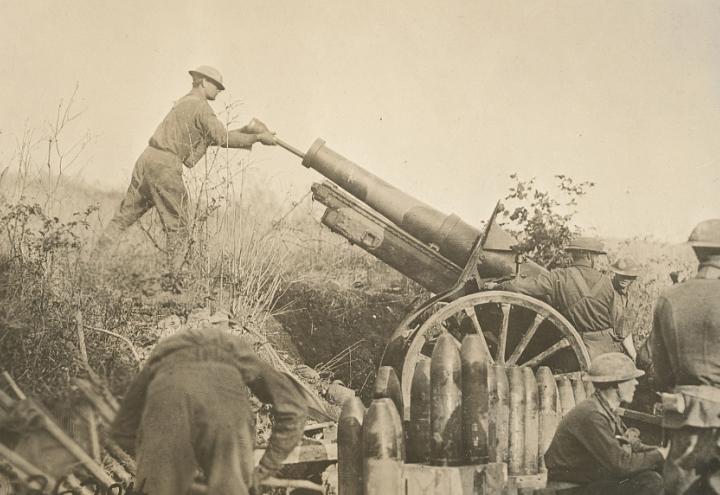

{"left": 499, "top": 173, "right": 595, "bottom": 268}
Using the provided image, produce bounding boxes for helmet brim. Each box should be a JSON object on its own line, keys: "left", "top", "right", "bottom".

{"left": 582, "top": 369, "right": 645, "bottom": 383}
{"left": 689, "top": 241, "right": 720, "bottom": 249}
{"left": 566, "top": 248, "right": 607, "bottom": 255}
{"left": 188, "top": 70, "right": 225, "bottom": 91}
{"left": 611, "top": 269, "right": 639, "bottom": 277}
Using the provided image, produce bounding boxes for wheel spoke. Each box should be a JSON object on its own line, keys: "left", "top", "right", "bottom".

{"left": 520, "top": 338, "right": 570, "bottom": 368}
{"left": 497, "top": 303, "right": 510, "bottom": 364}
{"left": 507, "top": 313, "right": 546, "bottom": 365}
{"left": 463, "top": 306, "right": 494, "bottom": 363}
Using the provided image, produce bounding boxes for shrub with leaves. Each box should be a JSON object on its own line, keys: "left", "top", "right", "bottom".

{"left": 500, "top": 173, "right": 595, "bottom": 268}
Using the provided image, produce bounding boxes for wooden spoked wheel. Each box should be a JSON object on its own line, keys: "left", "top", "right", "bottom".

{"left": 399, "top": 291, "right": 590, "bottom": 419}
{"left": 0, "top": 472, "right": 11, "bottom": 495}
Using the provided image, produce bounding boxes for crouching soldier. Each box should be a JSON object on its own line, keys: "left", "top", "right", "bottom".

{"left": 544, "top": 352, "right": 667, "bottom": 494}
{"left": 111, "top": 321, "right": 308, "bottom": 495}
{"left": 648, "top": 219, "right": 720, "bottom": 494}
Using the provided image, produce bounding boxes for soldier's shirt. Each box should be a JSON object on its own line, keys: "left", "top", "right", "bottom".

{"left": 111, "top": 324, "right": 308, "bottom": 472}
{"left": 649, "top": 266, "right": 720, "bottom": 391}
{"left": 148, "top": 92, "right": 231, "bottom": 168}
{"left": 499, "top": 259, "right": 617, "bottom": 333}
{"left": 545, "top": 393, "right": 663, "bottom": 484}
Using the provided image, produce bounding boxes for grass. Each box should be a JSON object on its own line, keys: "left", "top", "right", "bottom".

{"left": 0, "top": 117, "right": 415, "bottom": 407}
{"left": 0, "top": 102, "right": 702, "bottom": 414}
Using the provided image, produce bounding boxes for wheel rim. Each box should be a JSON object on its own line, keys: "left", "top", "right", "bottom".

{"left": 399, "top": 290, "right": 590, "bottom": 419}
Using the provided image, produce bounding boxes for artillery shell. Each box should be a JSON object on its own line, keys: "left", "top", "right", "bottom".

{"left": 508, "top": 366, "right": 525, "bottom": 475}
{"left": 430, "top": 333, "right": 463, "bottom": 466}
{"left": 373, "top": 366, "right": 403, "bottom": 418}
{"left": 461, "top": 334, "right": 489, "bottom": 464}
{"left": 536, "top": 367, "right": 557, "bottom": 467}
{"left": 408, "top": 358, "right": 432, "bottom": 463}
{"left": 571, "top": 376, "right": 587, "bottom": 403}
{"left": 338, "top": 396, "right": 365, "bottom": 495}
{"left": 362, "top": 398, "right": 405, "bottom": 495}
{"left": 522, "top": 367, "right": 539, "bottom": 474}
{"left": 556, "top": 376, "right": 576, "bottom": 417}
{"left": 488, "top": 364, "right": 510, "bottom": 464}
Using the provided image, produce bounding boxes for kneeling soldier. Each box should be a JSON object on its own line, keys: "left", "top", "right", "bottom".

{"left": 544, "top": 352, "right": 667, "bottom": 494}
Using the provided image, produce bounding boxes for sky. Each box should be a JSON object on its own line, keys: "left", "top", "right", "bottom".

{"left": 1, "top": 0, "right": 718, "bottom": 242}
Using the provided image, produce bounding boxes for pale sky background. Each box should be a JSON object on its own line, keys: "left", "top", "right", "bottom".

{"left": 1, "top": 0, "right": 718, "bottom": 242}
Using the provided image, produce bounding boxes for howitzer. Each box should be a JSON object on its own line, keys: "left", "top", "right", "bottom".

{"left": 278, "top": 136, "right": 592, "bottom": 418}
{"left": 277, "top": 135, "right": 663, "bottom": 494}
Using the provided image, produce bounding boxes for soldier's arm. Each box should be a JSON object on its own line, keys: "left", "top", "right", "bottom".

{"left": 648, "top": 298, "right": 674, "bottom": 391}
{"left": 576, "top": 410, "right": 663, "bottom": 476}
{"left": 232, "top": 343, "right": 308, "bottom": 473}
{"left": 110, "top": 365, "right": 154, "bottom": 455}
{"left": 198, "top": 107, "right": 260, "bottom": 149}
{"left": 497, "top": 272, "right": 555, "bottom": 304}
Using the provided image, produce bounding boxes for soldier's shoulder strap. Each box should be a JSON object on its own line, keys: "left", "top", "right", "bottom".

{"left": 567, "top": 266, "right": 591, "bottom": 297}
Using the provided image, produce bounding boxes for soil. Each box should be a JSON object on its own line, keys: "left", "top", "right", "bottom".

{"left": 275, "top": 278, "right": 420, "bottom": 399}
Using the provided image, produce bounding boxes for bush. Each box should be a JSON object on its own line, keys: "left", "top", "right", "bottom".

{"left": 500, "top": 173, "right": 595, "bottom": 268}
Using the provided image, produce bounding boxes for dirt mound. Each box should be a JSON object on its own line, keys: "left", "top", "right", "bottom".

{"left": 275, "top": 277, "right": 420, "bottom": 398}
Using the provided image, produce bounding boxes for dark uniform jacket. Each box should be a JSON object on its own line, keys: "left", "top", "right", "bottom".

{"left": 111, "top": 324, "right": 308, "bottom": 472}
{"left": 649, "top": 266, "right": 720, "bottom": 392}
{"left": 545, "top": 393, "right": 663, "bottom": 484}
{"left": 499, "top": 259, "right": 618, "bottom": 334}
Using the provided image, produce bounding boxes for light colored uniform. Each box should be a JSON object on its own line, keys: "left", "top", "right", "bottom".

{"left": 112, "top": 324, "right": 308, "bottom": 495}
{"left": 100, "top": 93, "right": 236, "bottom": 255}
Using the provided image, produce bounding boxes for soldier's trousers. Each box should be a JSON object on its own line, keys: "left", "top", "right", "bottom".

{"left": 664, "top": 427, "right": 720, "bottom": 495}
{"left": 98, "top": 146, "right": 189, "bottom": 254}
{"left": 135, "top": 362, "right": 255, "bottom": 495}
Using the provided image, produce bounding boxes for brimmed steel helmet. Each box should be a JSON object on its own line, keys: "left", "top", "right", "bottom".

{"left": 566, "top": 237, "right": 606, "bottom": 254}
{"left": 583, "top": 352, "right": 645, "bottom": 383}
{"left": 688, "top": 219, "right": 720, "bottom": 250}
{"left": 610, "top": 255, "right": 640, "bottom": 278}
{"left": 188, "top": 65, "right": 225, "bottom": 90}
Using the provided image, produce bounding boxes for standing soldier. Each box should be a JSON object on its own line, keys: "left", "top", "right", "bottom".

{"left": 544, "top": 352, "right": 667, "bottom": 494}
{"left": 648, "top": 219, "right": 720, "bottom": 494}
{"left": 610, "top": 255, "right": 641, "bottom": 361}
{"left": 97, "top": 66, "right": 277, "bottom": 273}
{"left": 487, "top": 237, "right": 622, "bottom": 359}
{"left": 111, "top": 321, "right": 308, "bottom": 495}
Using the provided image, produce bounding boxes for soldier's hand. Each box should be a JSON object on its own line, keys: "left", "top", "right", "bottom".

{"left": 256, "top": 132, "right": 277, "bottom": 146}
{"left": 482, "top": 282, "right": 499, "bottom": 291}
{"left": 244, "top": 118, "right": 271, "bottom": 134}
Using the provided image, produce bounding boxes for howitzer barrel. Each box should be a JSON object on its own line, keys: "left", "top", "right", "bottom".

{"left": 302, "top": 139, "right": 480, "bottom": 267}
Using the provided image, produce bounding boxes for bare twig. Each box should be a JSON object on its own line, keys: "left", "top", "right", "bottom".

{"left": 82, "top": 324, "right": 142, "bottom": 364}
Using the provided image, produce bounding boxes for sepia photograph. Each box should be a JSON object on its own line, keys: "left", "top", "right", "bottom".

{"left": 0, "top": 1, "right": 718, "bottom": 494}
